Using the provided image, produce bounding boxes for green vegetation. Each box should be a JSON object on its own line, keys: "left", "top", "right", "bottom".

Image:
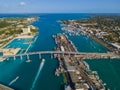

{"left": 62, "top": 73, "right": 67, "bottom": 84}
{"left": 0, "top": 17, "right": 37, "bottom": 48}
{"left": 0, "top": 21, "right": 11, "bottom": 28}
{"left": 61, "top": 15, "right": 120, "bottom": 43}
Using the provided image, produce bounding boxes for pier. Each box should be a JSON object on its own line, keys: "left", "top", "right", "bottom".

{"left": 53, "top": 34, "right": 109, "bottom": 90}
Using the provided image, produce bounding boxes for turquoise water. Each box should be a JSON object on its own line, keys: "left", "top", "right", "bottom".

{"left": 0, "top": 14, "right": 120, "bottom": 90}
{"left": 3, "top": 38, "right": 35, "bottom": 54}
{"left": 4, "top": 38, "right": 33, "bottom": 49}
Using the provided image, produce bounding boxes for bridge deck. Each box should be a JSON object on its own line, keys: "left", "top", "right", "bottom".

{"left": 0, "top": 51, "right": 119, "bottom": 59}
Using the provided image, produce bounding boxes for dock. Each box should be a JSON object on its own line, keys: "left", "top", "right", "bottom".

{"left": 53, "top": 34, "right": 106, "bottom": 90}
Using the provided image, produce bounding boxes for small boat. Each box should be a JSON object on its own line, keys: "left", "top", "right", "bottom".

{"left": 9, "top": 76, "right": 19, "bottom": 85}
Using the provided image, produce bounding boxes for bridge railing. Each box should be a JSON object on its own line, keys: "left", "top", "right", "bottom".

{"left": 0, "top": 51, "right": 119, "bottom": 59}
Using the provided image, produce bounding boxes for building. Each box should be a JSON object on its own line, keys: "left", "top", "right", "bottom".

{"left": 111, "top": 43, "right": 120, "bottom": 50}
{"left": 22, "top": 26, "right": 31, "bottom": 35}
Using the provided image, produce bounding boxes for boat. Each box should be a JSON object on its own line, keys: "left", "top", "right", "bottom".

{"left": 55, "top": 69, "right": 60, "bottom": 76}
{"left": 9, "top": 76, "right": 19, "bottom": 85}
{"left": 83, "top": 61, "right": 90, "bottom": 69}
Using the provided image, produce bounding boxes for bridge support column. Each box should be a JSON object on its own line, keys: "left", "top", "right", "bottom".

{"left": 39, "top": 54, "right": 41, "bottom": 59}
{"left": 51, "top": 54, "right": 53, "bottom": 59}
{"left": 62, "top": 53, "right": 64, "bottom": 57}
{"left": 20, "top": 55, "right": 23, "bottom": 60}
{"left": 14, "top": 56, "right": 16, "bottom": 60}
{"left": 27, "top": 55, "right": 30, "bottom": 60}
{"left": 86, "top": 54, "right": 88, "bottom": 59}
{"left": 99, "top": 55, "right": 101, "bottom": 59}
{"left": 74, "top": 54, "right": 76, "bottom": 57}
{"left": 68, "top": 53, "right": 70, "bottom": 57}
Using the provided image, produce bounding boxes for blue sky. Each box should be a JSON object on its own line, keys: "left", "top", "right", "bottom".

{"left": 0, "top": 0, "right": 120, "bottom": 13}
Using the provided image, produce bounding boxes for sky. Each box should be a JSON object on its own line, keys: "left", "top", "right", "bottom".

{"left": 0, "top": 0, "right": 120, "bottom": 13}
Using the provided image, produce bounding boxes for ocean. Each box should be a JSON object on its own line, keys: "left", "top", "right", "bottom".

{"left": 0, "top": 13, "right": 120, "bottom": 90}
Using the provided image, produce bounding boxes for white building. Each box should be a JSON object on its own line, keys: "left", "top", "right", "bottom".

{"left": 22, "top": 26, "right": 31, "bottom": 35}
{"left": 111, "top": 43, "right": 120, "bottom": 50}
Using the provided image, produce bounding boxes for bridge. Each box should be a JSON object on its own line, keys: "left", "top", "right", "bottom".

{"left": 0, "top": 51, "right": 120, "bottom": 61}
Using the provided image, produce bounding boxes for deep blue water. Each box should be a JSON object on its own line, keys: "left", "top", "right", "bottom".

{"left": 0, "top": 13, "right": 120, "bottom": 90}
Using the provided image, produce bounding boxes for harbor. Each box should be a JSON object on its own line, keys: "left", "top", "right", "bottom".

{"left": 0, "top": 14, "right": 120, "bottom": 90}
{"left": 53, "top": 34, "right": 106, "bottom": 90}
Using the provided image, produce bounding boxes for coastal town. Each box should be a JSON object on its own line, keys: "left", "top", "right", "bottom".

{"left": 0, "top": 17, "right": 38, "bottom": 62}
{"left": 0, "top": 0, "right": 120, "bottom": 89}
{"left": 60, "top": 15, "right": 120, "bottom": 54}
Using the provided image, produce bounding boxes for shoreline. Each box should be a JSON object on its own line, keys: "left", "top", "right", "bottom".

{"left": 90, "top": 34, "right": 115, "bottom": 52}
{"left": 60, "top": 22, "right": 118, "bottom": 54}
{"left": 1, "top": 38, "right": 15, "bottom": 49}
{"left": 0, "top": 35, "right": 37, "bottom": 62}
{"left": 0, "top": 16, "right": 38, "bottom": 62}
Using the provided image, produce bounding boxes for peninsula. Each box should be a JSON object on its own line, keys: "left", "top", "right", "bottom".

{"left": 0, "top": 17, "right": 38, "bottom": 61}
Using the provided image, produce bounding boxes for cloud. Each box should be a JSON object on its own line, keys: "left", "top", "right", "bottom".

{"left": 20, "top": 2, "right": 26, "bottom": 6}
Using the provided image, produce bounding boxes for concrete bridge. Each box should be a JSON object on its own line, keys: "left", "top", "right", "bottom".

{"left": 0, "top": 51, "right": 120, "bottom": 61}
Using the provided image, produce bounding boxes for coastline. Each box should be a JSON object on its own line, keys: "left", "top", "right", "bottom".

{"left": 90, "top": 34, "right": 115, "bottom": 52}
{"left": 0, "top": 14, "right": 119, "bottom": 90}
{"left": 1, "top": 38, "right": 15, "bottom": 49}
{"left": 60, "top": 21, "right": 118, "bottom": 54}
{"left": 0, "top": 16, "right": 39, "bottom": 62}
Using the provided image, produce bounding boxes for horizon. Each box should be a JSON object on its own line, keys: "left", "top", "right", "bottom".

{"left": 0, "top": 0, "right": 120, "bottom": 13}
{"left": 0, "top": 12, "right": 120, "bottom": 14}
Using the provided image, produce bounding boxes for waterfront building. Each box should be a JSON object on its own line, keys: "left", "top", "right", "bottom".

{"left": 22, "top": 26, "right": 31, "bottom": 35}
{"left": 2, "top": 48, "right": 20, "bottom": 56}
{"left": 111, "top": 43, "right": 120, "bottom": 50}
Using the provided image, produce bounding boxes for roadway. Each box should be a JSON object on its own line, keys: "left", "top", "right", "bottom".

{"left": 0, "top": 51, "right": 119, "bottom": 59}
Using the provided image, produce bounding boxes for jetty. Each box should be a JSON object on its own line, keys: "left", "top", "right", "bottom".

{"left": 53, "top": 34, "right": 106, "bottom": 90}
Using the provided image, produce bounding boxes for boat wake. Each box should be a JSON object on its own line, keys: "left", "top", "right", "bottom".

{"left": 30, "top": 59, "right": 45, "bottom": 90}
{"left": 9, "top": 76, "right": 19, "bottom": 86}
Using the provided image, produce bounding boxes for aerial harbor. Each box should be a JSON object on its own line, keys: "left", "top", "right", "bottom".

{"left": 0, "top": 0, "right": 120, "bottom": 90}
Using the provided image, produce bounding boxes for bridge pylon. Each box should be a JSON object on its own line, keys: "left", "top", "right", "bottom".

{"left": 27, "top": 55, "right": 30, "bottom": 60}
{"left": 62, "top": 53, "right": 64, "bottom": 57}
{"left": 20, "top": 55, "right": 23, "bottom": 60}
{"left": 39, "top": 53, "right": 41, "bottom": 59}
{"left": 14, "top": 56, "right": 16, "bottom": 60}
{"left": 51, "top": 53, "right": 53, "bottom": 59}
